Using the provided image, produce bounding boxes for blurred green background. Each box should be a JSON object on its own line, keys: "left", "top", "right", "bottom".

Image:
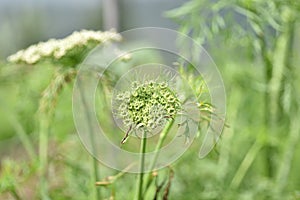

{"left": 1, "top": 0, "right": 300, "bottom": 199}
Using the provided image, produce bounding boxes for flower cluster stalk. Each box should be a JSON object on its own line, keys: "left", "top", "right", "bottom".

{"left": 143, "top": 119, "right": 174, "bottom": 196}
{"left": 136, "top": 131, "right": 147, "bottom": 200}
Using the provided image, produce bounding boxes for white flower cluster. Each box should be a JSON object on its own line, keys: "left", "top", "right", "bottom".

{"left": 7, "top": 30, "right": 122, "bottom": 65}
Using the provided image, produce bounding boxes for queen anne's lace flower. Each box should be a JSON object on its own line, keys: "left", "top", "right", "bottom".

{"left": 115, "top": 80, "right": 181, "bottom": 132}
{"left": 7, "top": 30, "right": 122, "bottom": 65}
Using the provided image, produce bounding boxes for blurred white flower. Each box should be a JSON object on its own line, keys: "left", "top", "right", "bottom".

{"left": 7, "top": 30, "right": 122, "bottom": 65}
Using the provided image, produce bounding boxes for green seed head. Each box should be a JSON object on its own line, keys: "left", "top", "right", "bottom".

{"left": 115, "top": 80, "right": 181, "bottom": 131}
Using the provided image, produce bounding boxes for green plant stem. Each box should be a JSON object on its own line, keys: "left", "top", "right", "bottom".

{"left": 95, "top": 164, "right": 134, "bottom": 186}
{"left": 217, "top": 91, "right": 240, "bottom": 180}
{"left": 275, "top": 16, "right": 296, "bottom": 194}
{"left": 90, "top": 156, "right": 100, "bottom": 200}
{"left": 8, "top": 115, "right": 36, "bottom": 160}
{"left": 37, "top": 68, "right": 76, "bottom": 199}
{"left": 136, "top": 131, "right": 147, "bottom": 200}
{"left": 143, "top": 119, "right": 174, "bottom": 195}
{"left": 39, "top": 116, "right": 50, "bottom": 200}
{"left": 258, "top": 32, "right": 275, "bottom": 178}
{"left": 261, "top": 7, "right": 295, "bottom": 178}
{"left": 230, "top": 139, "right": 262, "bottom": 189}
{"left": 77, "top": 77, "right": 101, "bottom": 200}
{"left": 276, "top": 111, "right": 300, "bottom": 193}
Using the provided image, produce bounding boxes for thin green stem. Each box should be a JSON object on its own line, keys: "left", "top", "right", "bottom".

{"left": 136, "top": 131, "right": 147, "bottom": 200}
{"left": 95, "top": 164, "right": 134, "bottom": 186}
{"left": 259, "top": 33, "right": 275, "bottom": 178}
{"left": 8, "top": 115, "right": 36, "bottom": 160}
{"left": 276, "top": 112, "right": 300, "bottom": 193}
{"left": 217, "top": 92, "right": 240, "bottom": 180}
{"left": 37, "top": 68, "right": 75, "bottom": 199}
{"left": 262, "top": 8, "right": 295, "bottom": 178}
{"left": 77, "top": 77, "right": 101, "bottom": 200}
{"left": 39, "top": 116, "right": 50, "bottom": 200}
{"left": 143, "top": 119, "right": 174, "bottom": 195}
{"left": 90, "top": 156, "right": 101, "bottom": 200}
{"left": 230, "top": 139, "right": 262, "bottom": 189}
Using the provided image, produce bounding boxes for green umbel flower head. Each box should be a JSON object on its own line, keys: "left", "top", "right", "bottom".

{"left": 115, "top": 80, "right": 181, "bottom": 131}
